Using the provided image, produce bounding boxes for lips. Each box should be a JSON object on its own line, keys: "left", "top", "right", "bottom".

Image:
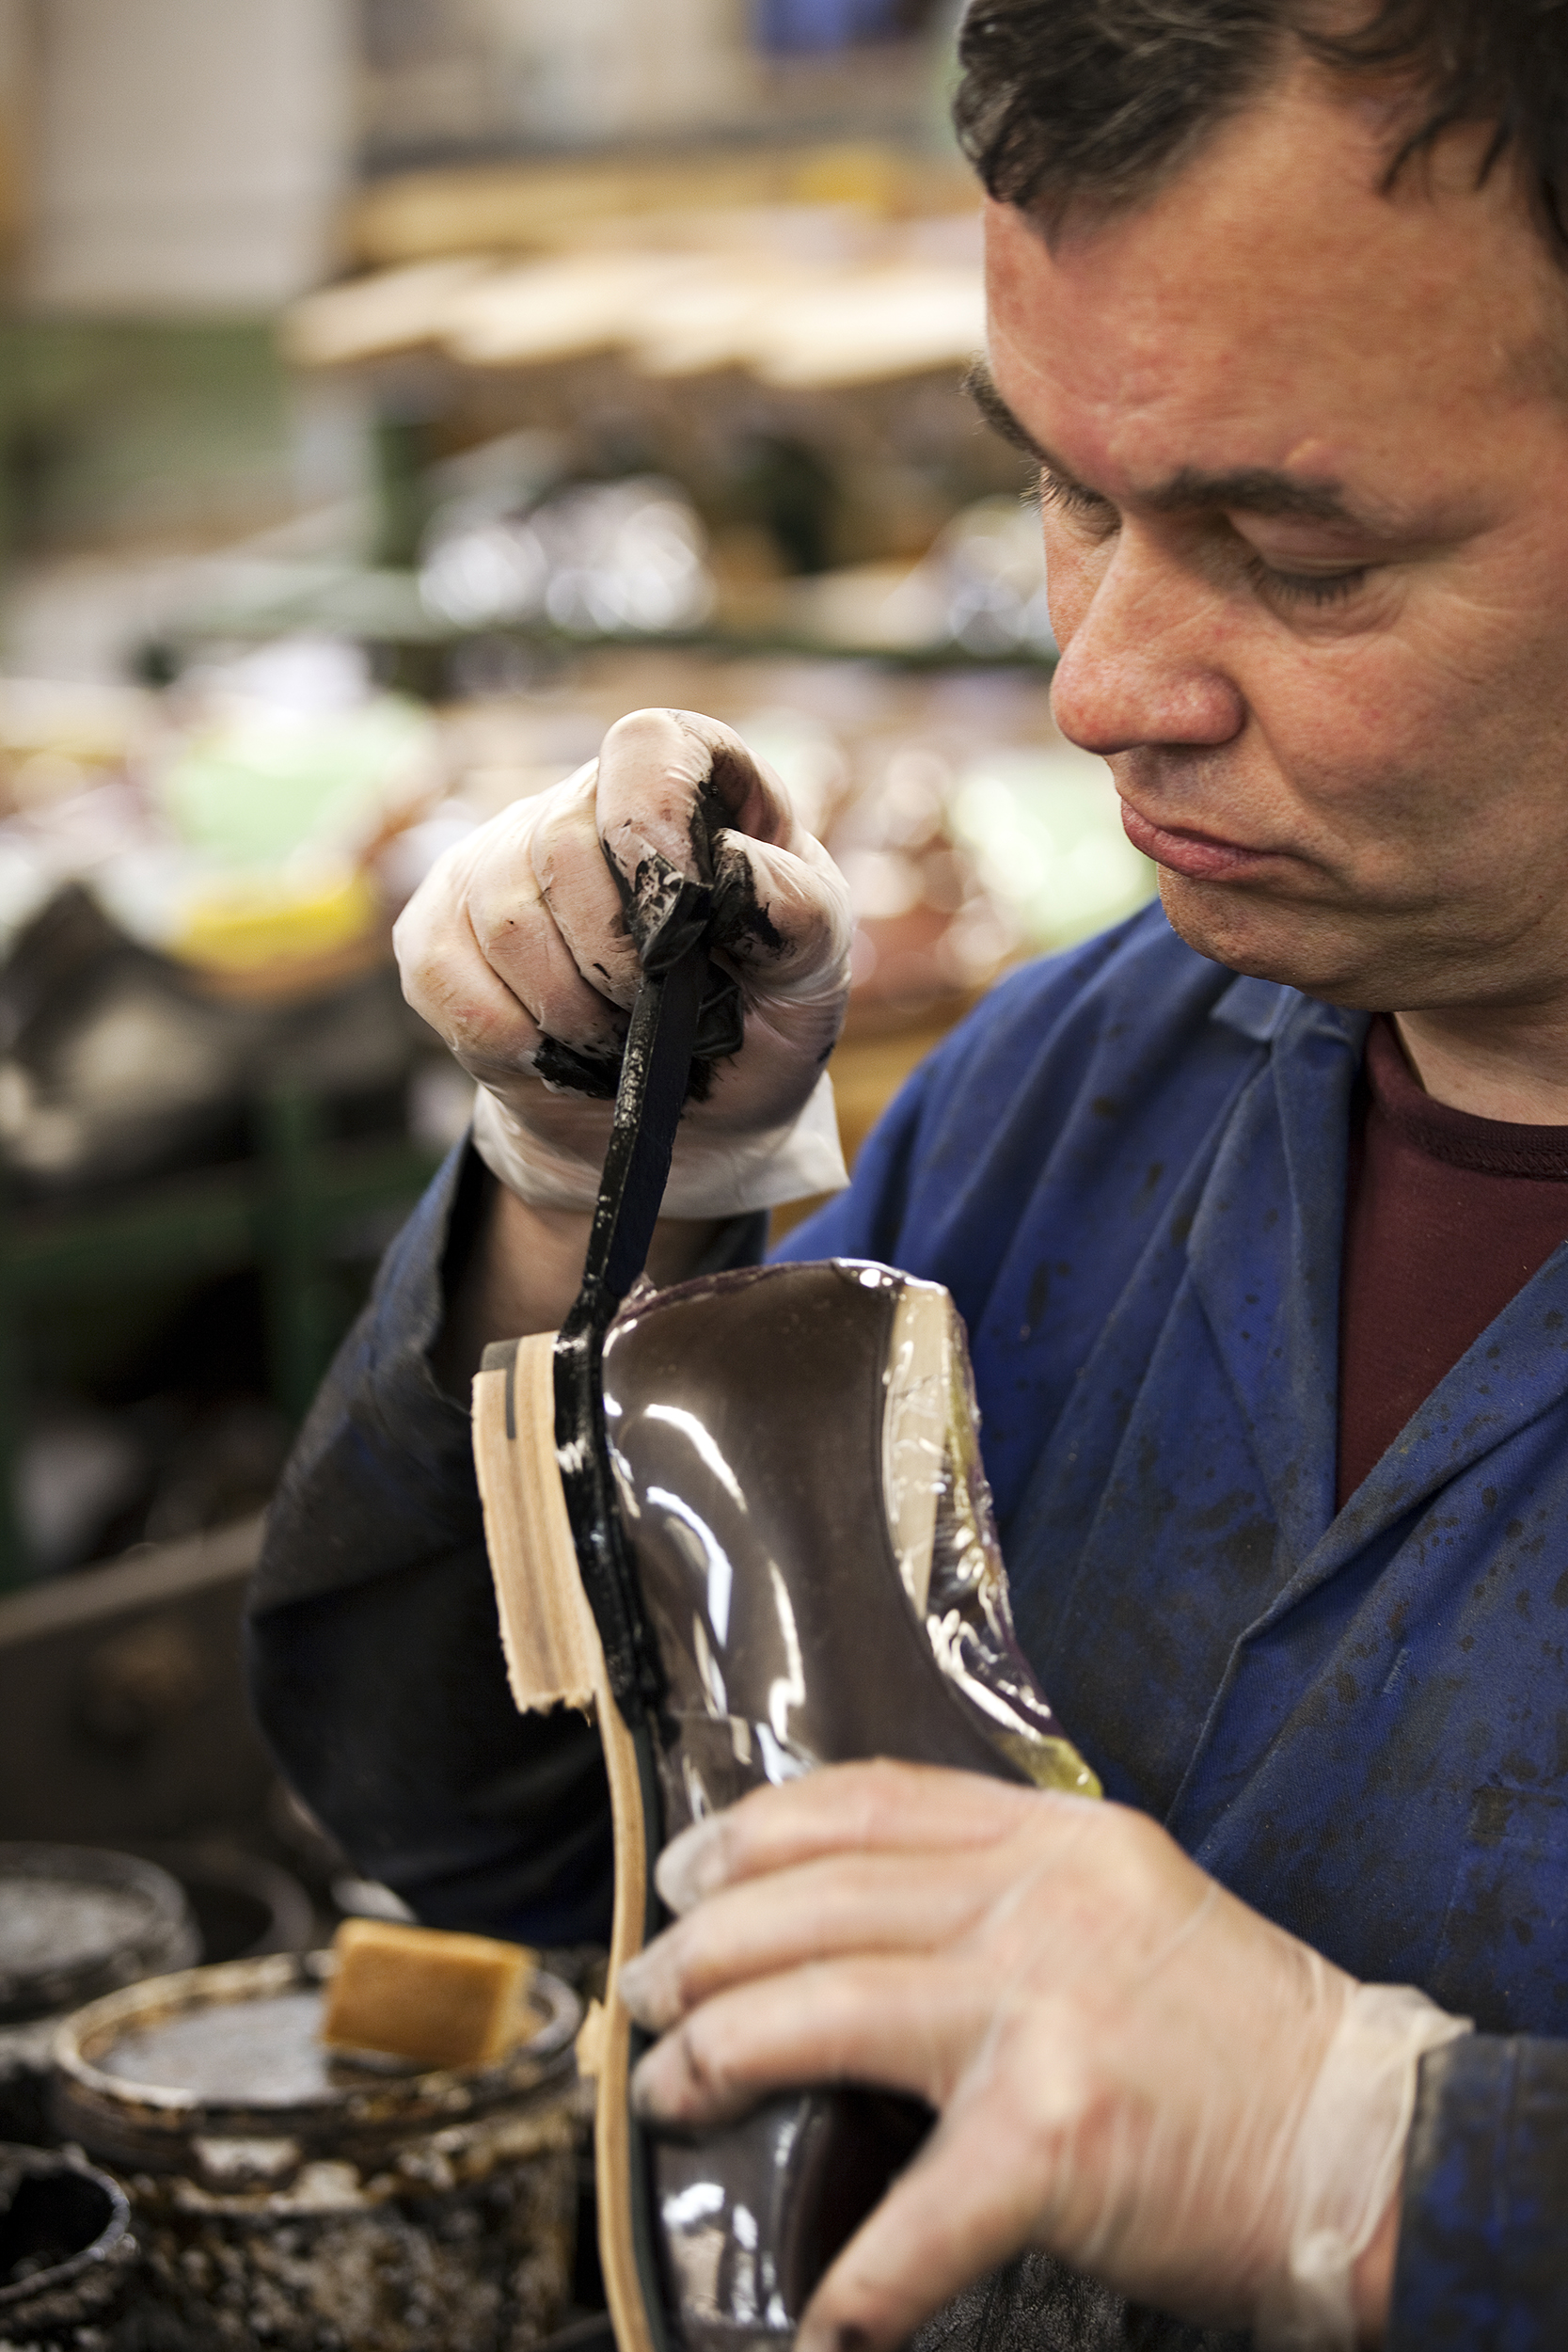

{"left": 1119, "top": 799, "right": 1275, "bottom": 882}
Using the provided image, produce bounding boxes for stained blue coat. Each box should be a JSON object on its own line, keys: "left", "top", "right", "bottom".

{"left": 249, "top": 902, "right": 1568, "bottom": 2346}
{"left": 785, "top": 904, "right": 1568, "bottom": 2043}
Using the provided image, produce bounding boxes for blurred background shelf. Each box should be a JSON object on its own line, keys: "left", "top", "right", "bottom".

{"left": 0, "top": 3, "right": 1153, "bottom": 1915}
{"left": 0, "top": 1090, "right": 446, "bottom": 1590}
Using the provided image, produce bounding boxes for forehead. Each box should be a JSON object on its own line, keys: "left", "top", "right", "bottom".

{"left": 983, "top": 67, "right": 1560, "bottom": 495}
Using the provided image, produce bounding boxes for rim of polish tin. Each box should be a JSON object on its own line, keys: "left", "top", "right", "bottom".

{"left": 50, "top": 1947, "right": 581, "bottom": 2168}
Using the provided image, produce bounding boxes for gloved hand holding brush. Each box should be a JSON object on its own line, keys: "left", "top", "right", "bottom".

{"left": 395, "top": 707, "right": 853, "bottom": 1221}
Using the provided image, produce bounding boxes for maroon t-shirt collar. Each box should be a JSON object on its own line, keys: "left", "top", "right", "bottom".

{"left": 1368, "top": 1017, "right": 1568, "bottom": 1180}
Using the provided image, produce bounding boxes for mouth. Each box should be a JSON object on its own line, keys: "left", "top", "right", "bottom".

{"left": 1119, "top": 800, "right": 1279, "bottom": 882}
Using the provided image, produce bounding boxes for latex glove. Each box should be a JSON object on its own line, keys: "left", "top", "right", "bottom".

{"left": 618, "top": 1761, "right": 1471, "bottom": 2352}
{"left": 394, "top": 708, "right": 853, "bottom": 1217}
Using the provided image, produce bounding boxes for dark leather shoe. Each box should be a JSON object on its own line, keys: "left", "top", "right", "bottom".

{"left": 601, "top": 1258, "right": 1095, "bottom": 1818}
{"left": 475, "top": 1259, "right": 1096, "bottom": 2352}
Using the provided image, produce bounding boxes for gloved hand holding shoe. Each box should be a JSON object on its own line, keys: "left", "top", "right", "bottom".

{"left": 394, "top": 707, "right": 853, "bottom": 1219}
{"left": 620, "top": 1761, "right": 1471, "bottom": 2352}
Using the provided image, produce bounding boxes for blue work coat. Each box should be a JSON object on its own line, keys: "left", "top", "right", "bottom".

{"left": 249, "top": 902, "right": 1568, "bottom": 2346}
{"left": 787, "top": 904, "right": 1568, "bottom": 2041}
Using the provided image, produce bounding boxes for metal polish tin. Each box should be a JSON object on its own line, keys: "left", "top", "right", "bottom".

{"left": 51, "top": 1949, "right": 585, "bottom": 2352}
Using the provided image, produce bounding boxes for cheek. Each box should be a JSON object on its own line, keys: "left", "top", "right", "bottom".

{"left": 1251, "top": 623, "right": 1513, "bottom": 834}
{"left": 1253, "top": 643, "right": 1423, "bottom": 790}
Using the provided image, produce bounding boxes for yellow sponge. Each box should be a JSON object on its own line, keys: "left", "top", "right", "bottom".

{"left": 321, "top": 1917, "right": 537, "bottom": 2069}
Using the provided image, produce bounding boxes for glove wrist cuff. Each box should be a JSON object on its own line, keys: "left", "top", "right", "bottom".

{"left": 472, "top": 1069, "right": 848, "bottom": 1219}
{"left": 1258, "top": 1983, "right": 1472, "bottom": 2352}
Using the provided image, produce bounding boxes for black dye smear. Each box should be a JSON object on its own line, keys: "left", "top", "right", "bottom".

{"left": 618, "top": 855, "right": 711, "bottom": 970}
{"left": 533, "top": 1033, "right": 626, "bottom": 1101}
{"left": 532, "top": 737, "right": 804, "bottom": 1104}
{"left": 533, "top": 962, "right": 741, "bottom": 1106}
{"left": 711, "top": 836, "right": 786, "bottom": 961}
{"left": 698, "top": 762, "right": 789, "bottom": 965}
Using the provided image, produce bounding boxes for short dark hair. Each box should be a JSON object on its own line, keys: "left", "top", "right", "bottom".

{"left": 953, "top": 2, "right": 1568, "bottom": 254}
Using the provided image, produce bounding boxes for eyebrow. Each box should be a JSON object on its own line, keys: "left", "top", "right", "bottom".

{"left": 961, "top": 358, "right": 1372, "bottom": 529}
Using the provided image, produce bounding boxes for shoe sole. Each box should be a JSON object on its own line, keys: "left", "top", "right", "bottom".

{"left": 475, "top": 1330, "right": 660, "bottom": 2352}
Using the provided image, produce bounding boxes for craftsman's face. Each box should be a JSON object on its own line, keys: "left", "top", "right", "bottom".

{"left": 986, "top": 67, "right": 1568, "bottom": 1011}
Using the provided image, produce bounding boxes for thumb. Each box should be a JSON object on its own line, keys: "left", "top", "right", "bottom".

{"left": 595, "top": 707, "right": 798, "bottom": 874}
{"left": 594, "top": 704, "right": 849, "bottom": 993}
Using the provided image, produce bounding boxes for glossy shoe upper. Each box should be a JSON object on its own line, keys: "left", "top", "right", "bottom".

{"left": 599, "top": 1260, "right": 1096, "bottom": 2352}
{"left": 601, "top": 1256, "right": 1097, "bottom": 1838}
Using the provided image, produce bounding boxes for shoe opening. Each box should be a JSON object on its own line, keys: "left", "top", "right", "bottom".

{"left": 882, "top": 1278, "right": 1101, "bottom": 1800}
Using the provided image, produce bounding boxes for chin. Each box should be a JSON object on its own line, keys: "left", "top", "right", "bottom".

{"left": 1156, "top": 873, "right": 1392, "bottom": 1010}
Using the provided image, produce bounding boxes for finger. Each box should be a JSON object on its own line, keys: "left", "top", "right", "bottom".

{"left": 629, "top": 1952, "right": 990, "bottom": 2128}
{"left": 594, "top": 708, "right": 850, "bottom": 983}
{"left": 656, "top": 1761, "right": 1056, "bottom": 1915}
{"left": 527, "top": 765, "right": 643, "bottom": 1010}
{"left": 395, "top": 834, "right": 554, "bottom": 1080}
{"left": 798, "top": 2093, "right": 1057, "bottom": 2352}
{"left": 595, "top": 707, "right": 796, "bottom": 879}
{"left": 464, "top": 840, "right": 625, "bottom": 1064}
{"left": 453, "top": 785, "right": 626, "bottom": 1062}
{"left": 620, "top": 1848, "right": 1015, "bottom": 2030}
{"left": 708, "top": 824, "right": 853, "bottom": 995}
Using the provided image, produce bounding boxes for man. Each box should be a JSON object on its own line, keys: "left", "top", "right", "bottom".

{"left": 249, "top": 3, "right": 1568, "bottom": 2344}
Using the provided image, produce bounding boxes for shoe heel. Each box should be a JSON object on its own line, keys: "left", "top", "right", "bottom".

{"left": 475, "top": 1331, "right": 663, "bottom": 2352}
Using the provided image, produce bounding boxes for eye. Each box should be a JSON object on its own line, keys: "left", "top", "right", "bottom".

{"left": 1039, "top": 469, "right": 1117, "bottom": 529}
{"left": 1243, "top": 554, "right": 1370, "bottom": 610}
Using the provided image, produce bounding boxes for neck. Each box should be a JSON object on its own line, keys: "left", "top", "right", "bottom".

{"left": 1393, "top": 1001, "right": 1568, "bottom": 1123}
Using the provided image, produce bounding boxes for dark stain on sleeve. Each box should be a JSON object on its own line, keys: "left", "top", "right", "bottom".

{"left": 1188, "top": 1487, "right": 1250, "bottom": 1534}
{"left": 1470, "top": 1784, "right": 1517, "bottom": 1845}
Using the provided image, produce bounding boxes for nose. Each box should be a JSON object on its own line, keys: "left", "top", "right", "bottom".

{"left": 1049, "top": 529, "right": 1245, "bottom": 756}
